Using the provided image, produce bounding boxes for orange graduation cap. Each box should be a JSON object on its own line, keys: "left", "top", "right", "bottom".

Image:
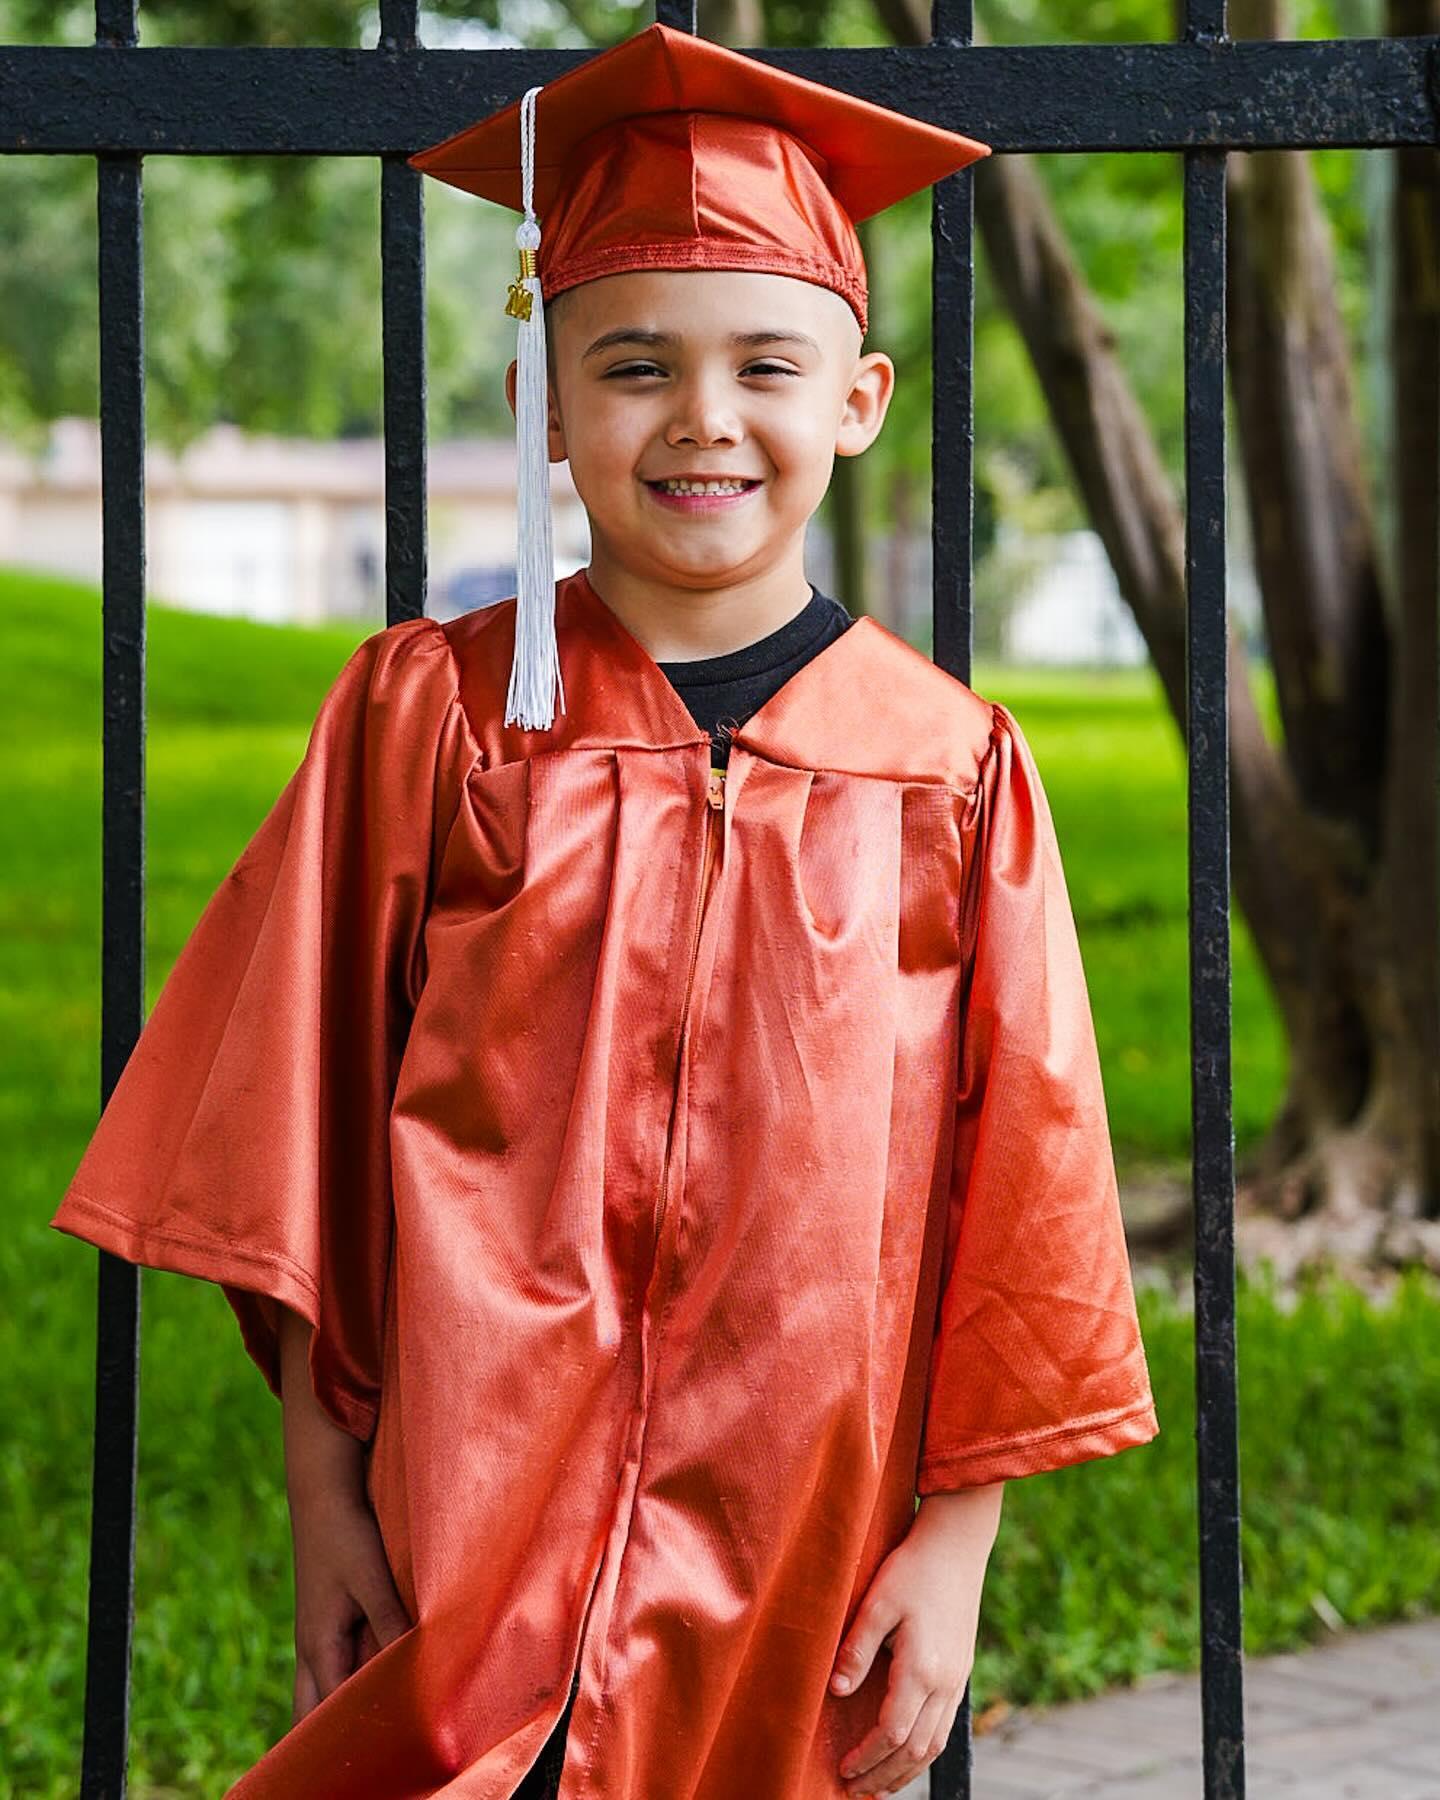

{"left": 409, "top": 21, "right": 991, "bottom": 730}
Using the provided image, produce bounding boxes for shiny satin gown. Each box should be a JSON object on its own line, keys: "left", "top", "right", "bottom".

{"left": 51, "top": 567, "right": 1158, "bottom": 1797}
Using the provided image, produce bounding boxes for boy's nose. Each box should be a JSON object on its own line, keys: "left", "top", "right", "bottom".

{"left": 669, "top": 426, "right": 741, "bottom": 450}
{"left": 667, "top": 405, "right": 743, "bottom": 447}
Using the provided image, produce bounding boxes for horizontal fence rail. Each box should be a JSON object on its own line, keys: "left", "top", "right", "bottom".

{"left": 9, "top": 3, "right": 1438, "bottom": 1797}
{"left": 2, "top": 38, "right": 1439, "bottom": 155}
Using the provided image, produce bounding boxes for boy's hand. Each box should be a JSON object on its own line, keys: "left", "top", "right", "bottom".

{"left": 275, "top": 1304, "right": 414, "bottom": 1726}
{"left": 829, "top": 1482, "right": 1004, "bottom": 1798}
{"left": 289, "top": 1485, "right": 414, "bottom": 1726}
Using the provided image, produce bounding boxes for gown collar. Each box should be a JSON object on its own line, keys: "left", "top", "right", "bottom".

{"left": 471, "top": 566, "right": 977, "bottom": 787}
{"left": 558, "top": 564, "right": 891, "bottom": 775}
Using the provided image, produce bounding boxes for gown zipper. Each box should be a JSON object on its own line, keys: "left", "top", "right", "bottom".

{"left": 653, "top": 764, "right": 725, "bottom": 1251}
{"left": 559, "top": 766, "right": 726, "bottom": 1784}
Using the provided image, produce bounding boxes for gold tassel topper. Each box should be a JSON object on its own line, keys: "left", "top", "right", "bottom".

{"left": 505, "top": 245, "right": 537, "bottom": 322}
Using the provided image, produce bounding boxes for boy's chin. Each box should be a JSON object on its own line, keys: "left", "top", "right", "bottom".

{"left": 601, "top": 513, "right": 773, "bottom": 555}
{"left": 640, "top": 550, "right": 761, "bottom": 575}
{"left": 598, "top": 543, "right": 778, "bottom": 588}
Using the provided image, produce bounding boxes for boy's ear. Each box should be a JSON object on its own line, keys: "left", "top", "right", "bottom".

{"left": 834, "top": 351, "right": 896, "bottom": 460}
{"left": 504, "top": 358, "right": 568, "bottom": 464}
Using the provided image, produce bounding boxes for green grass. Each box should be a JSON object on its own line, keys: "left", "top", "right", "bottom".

{"left": 969, "top": 661, "right": 1288, "bottom": 1174}
{"left": 6, "top": 567, "right": 1434, "bottom": 1793}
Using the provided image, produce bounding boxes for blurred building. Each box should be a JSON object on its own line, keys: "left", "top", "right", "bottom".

{"left": 0, "top": 418, "right": 591, "bottom": 624}
{"left": 1002, "top": 528, "right": 1149, "bottom": 666}
{"left": 999, "top": 524, "right": 1262, "bottom": 666}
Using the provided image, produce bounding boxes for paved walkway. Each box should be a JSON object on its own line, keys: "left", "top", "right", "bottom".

{"left": 897, "top": 1617, "right": 1440, "bottom": 1798}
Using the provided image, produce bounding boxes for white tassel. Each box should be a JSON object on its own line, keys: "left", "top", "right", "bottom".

{"left": 503, "top": 83, "right": 565, "bottom": 731}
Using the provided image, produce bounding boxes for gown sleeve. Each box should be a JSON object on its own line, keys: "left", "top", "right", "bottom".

{"left": 49, "top": 615, "right": 477, "bottom": 1443}
{"left": 916, "top": 700, "right": 1160, "bottom": 1494}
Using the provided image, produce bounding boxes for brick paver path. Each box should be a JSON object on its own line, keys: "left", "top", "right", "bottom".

{"left": 895, "top": 1616, "right": 1440, "bottom": 1798}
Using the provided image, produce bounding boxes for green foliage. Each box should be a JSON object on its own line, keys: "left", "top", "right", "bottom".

{"left": 4, "top": 0, "right": 366, "bottom": 42}
{"left": 0, "top": 157, "right": 98, "bottom": 449}
{"left": 973, "top": 0, "right": 1383, "bottom": 41}
{"left": 967, "top": 661, "right": 1287, "bottom": 1164}
{"left": 0, "top": 0, "right": 1388, "bottom": 519}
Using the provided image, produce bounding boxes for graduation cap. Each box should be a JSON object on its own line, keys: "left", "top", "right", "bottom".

{"left": 409, "top": 21, "right": 991, "bottom": 731}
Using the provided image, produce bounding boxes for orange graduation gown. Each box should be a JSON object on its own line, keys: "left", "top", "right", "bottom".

{"left": 51, "top": 566, "right": 1158, "bottom": 1799}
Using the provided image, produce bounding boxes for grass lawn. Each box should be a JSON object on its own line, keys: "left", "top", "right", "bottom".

{"left": 7, "top": 567, "right": 1437, "bottom": 1794}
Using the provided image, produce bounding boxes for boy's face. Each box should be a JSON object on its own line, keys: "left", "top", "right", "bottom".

{"left": 505, "top": 268, "right": 894, "bottom": 592}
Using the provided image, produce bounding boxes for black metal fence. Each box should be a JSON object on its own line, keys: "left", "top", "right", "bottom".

{"left": 6, "top": 2, "right": 1437, "bottom": 1795}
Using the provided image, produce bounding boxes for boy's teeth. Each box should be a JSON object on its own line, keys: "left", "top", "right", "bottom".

{"left": 653, "top": 478, "right": 752, "bottom": 495}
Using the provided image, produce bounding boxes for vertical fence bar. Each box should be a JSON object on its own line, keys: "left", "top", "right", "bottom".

{"left": 929, "top": 1, "right": 978, "bottom": 696}
{"left": 1182, "top": 3, "right": 1246, "bottom": 1797}
{"left": 379, "top": 0, "right": 427, "bottom": 627}
{"left": 85, "top": 3, "right": 145, "bottom": 1795}
{"left": 928, "top": 2, "right": 977, "bottom": 1792}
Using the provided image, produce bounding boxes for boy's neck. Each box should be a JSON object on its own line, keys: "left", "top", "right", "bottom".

{"left": 583, "top": 550, "right": 815, "bottom": 663}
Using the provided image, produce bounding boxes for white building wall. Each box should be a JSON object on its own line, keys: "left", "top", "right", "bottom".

{"left": 167, "top": 500, "right": 295, "bottom": 623}
{"left": 9, "top": 495, "right": 103, "bottom": 587}
{"left": 1004, "top": 530, "right": 1149, "bottom": 666}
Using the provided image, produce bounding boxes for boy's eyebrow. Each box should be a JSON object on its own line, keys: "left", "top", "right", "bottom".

{"left": 580, "top": 327, "right": 823, "bottom": 361}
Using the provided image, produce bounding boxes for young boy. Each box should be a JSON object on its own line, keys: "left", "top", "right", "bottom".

{"left": 50, "top": 23, "right": 1159, "bottom": 1800}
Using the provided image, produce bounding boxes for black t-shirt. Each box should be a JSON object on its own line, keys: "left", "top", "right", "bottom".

{"left": 656, "top": 584, "right": 854, "bottom": 769}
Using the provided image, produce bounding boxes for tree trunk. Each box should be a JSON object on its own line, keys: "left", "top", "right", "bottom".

{"left": 1377, "top": 0, "right": 1440, "bottom": 1214}
{"left": 871, "top": 0, "right": 1440, "bottom": 1270}
{"left": 829, "top": 450, "right": 868, "bottom": 616}
{"left": 885, "top": 466, "right": 914, "bottom": 637}
{"left": 1218, "top": 0, "right": 1439, "bottom": 1264}
{"left": 828, "top": 215, "right": 879, "bottom": 617}
{"left": 697, "top": 0, "right": 764, "bottom": 44}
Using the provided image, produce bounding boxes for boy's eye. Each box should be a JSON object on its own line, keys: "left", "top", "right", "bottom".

{"left": 601, "top": 361, "right": 799, "bottom": 380}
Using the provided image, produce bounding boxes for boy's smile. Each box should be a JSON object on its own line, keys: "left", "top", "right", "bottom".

{"left": 641, "top": 475, "right": 764, "bottom": 513}
{"left": 507, "top": 267, "right": 894, "bottom": 658}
